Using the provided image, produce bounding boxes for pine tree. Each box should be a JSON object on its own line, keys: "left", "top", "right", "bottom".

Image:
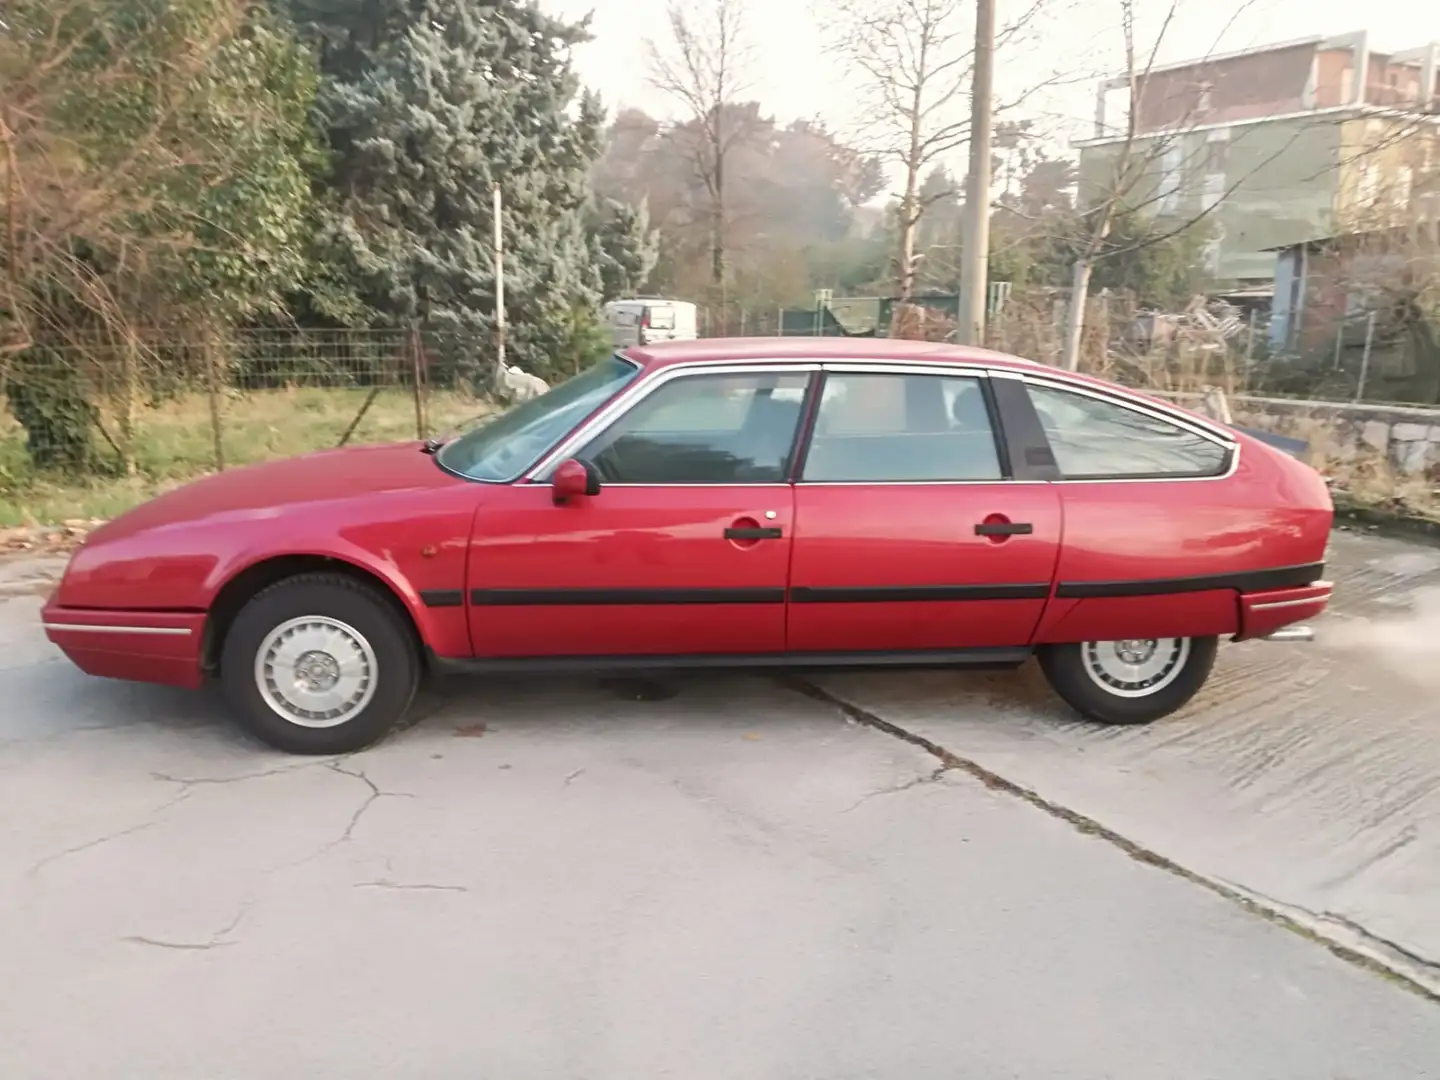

{"left": 591, "top": 198, "right": 659, "bottom": 301}
{"left": 292, "top": 0, "right": 605, "bottom": 381}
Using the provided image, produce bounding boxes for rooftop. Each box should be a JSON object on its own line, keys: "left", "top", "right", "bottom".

{"left": 624, "top": 337, "right": 1042, "bottom": 370}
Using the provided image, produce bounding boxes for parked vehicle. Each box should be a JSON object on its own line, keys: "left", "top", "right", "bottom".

{"left": 42, "top": 338, "right": 1333, "bottom": 754}
{"left": 603, "top": 298, "right": 698, "bottom": 348}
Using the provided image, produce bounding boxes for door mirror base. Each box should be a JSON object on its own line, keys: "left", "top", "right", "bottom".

{"left": 552, "top": 458, "right": 601, "bottom": 504}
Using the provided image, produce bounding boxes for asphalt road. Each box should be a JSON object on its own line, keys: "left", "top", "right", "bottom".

{"left": 2, "top": 532, "right": 1439, "bottom": 1079}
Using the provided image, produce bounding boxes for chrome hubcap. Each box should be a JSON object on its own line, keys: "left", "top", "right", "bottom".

{"left": 255, "top": 616, "right": 377, "bottom": 728}
{"left": 1082, "top": 637, "right": 1190, "bottom": 698}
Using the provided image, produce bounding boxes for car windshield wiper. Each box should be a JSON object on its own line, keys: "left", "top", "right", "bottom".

{"left": 420, "top": 413, "right": 494, "bottom": 455}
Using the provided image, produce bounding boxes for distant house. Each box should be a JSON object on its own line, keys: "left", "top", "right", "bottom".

{"left": 1267, "top": 221, "right": 1440, "bottom": 353}
{"left": 1076, "top": 32, "right": 1440, "bottom": 289}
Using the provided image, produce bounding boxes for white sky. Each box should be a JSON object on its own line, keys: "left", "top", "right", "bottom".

{"left": 543, "top": 0, "right": 1434, "bottom": 184}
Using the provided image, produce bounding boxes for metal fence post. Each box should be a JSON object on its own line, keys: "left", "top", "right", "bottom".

{"left": 1355, "top": 310, "right": 1377, "bottom": 403}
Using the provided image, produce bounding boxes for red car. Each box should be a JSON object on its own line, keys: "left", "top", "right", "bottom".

{"left": 41, "top": 338, "right": 1333, "bottom": 754}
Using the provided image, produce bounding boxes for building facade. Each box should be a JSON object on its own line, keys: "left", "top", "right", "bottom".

{"left": 1076, "top": 32, "right": 1440, "bottom": 288}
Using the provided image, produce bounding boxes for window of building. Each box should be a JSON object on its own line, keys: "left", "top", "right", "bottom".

{"left": 1026, "top": 383, "right": 1231, "bottom": 479}
{"left": 802, "top": 373, "right": 1003, "bottom": 483}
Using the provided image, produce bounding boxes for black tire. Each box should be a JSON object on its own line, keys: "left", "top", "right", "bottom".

{"left": 1037, "top": 636, "right": 1218, "bottom": 726}
{"left": 220, "top": 573, "right": 420, "bottom": 754}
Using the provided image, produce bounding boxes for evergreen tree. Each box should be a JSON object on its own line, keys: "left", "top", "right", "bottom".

{"left": 591, "top": 198, "right": 659, "bottom": 302}
{"left": 292, "top": 0, "right": 605, "bottom": 381}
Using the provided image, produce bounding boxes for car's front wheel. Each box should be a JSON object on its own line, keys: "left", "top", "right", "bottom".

{"left": 220, "top": 573, "right": 420, "bottom": 754}
{"left": 1037, "top": 636, "right": 1218, "bottom": 725}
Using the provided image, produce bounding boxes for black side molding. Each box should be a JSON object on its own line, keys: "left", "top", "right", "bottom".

{"left": 1056, "top": 562, "right": 1325, "bottom": 599}
{"left": 791, "top": 583, "right": 1050, "bottom": 603}
{"left": 471, "top": 587, "right": 786, "bottom": 606}
{"left": 724, "top": 527, "right": 783, "bottom": 540}
{"left": 419, "top": 590, "right": 465, "bottom": 608}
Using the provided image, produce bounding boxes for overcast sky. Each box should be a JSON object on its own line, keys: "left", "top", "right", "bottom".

{"left": 542, "top": 0, "right": 1431, "bottom": 178}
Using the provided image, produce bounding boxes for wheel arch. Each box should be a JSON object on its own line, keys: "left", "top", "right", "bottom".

{"left": 201, "top": 554, "right": 425, "bottom": 675}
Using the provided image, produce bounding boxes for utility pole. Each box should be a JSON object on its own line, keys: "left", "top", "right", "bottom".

{"left": 957, "top": 0, "right": 996, "bottom": 347}
{"left": 492, "top": 183, "right": 507, "bottom": 388}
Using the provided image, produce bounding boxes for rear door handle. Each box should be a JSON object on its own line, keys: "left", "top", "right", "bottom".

{"left": 724, "top": 526, "right": 783, "bottom": 540}
{"left": 974, "top": 522, "right": 1033, "bottom": 536}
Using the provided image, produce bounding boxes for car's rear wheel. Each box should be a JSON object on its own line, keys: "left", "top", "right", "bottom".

{"left": 1037, "top": 636, "right": 1218, "bottom": 725}
{"left": 220, "top": 573, "right": 420, "bottom": 754}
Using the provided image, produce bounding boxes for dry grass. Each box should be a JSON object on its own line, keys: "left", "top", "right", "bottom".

{"left": 0, "top": 386, "right": 492, "bottom": 526}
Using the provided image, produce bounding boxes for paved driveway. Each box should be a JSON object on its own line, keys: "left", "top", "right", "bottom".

{"left": 2, "top": 532, "right": 1439, "bottom": 1079}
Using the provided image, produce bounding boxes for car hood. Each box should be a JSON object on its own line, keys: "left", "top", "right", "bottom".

{"left": 88, "top": 442, "right": 466, "bottom": 544}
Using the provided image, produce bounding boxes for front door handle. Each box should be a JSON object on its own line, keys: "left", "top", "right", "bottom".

{"left": 724, "top": 526, "right": 783, "bottom": 540}
{"left": 975, "top": 522, "right": 1033, "bottom": 536}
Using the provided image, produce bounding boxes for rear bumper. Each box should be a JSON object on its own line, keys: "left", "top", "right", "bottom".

{"left": 41, "top": 602, "right": 207, "bottom": 689}
{"left": 1234, "top": 581, "right": 1332, "bottom": 642}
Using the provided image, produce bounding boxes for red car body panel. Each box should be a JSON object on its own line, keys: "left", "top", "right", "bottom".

{"left": 467, "top": 483, "right": 794, "bottom": 657}
{"left": 787, "top": 483, "right": 1062, "bottom": 651}
{"left": 40, "top": 337, "right": 1334, "bottom": 691}
{"left": 52, "top": 443, "right": 479, "bottom": 662}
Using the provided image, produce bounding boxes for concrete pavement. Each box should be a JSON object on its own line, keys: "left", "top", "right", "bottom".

{"left": 2, "top": 533, "right": 1439, "bottom": 1078}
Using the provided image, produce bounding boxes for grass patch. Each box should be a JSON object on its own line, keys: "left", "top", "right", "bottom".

{"left": 0, "top": 386, "right": 492, "bottom": 526}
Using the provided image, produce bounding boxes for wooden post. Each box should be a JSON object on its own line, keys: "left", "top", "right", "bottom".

{"left": 205, "top": 337, "right": 225, "bottom": 471}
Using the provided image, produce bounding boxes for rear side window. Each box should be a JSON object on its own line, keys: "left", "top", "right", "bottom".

{"left": 801, "top": 372, "right": 1003, "bottom": 482}
{"left": 1025, "top": 383, "right": 1230, "bottom": 479}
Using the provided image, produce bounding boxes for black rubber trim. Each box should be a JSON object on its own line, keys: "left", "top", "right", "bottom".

{"left": 724, "top": 526, "right": 783, "bottom": 540}
{"left": 974, "top": 522, "right": 1033, "bottom": 536}
{"left": 471, "top": 587, "right": 786, "bottom": 606}
{"left": 988, "top": 376, "right": 1062, "bottom": 482}
{"left": 1055, "top": 562, "right": 1325, "bottom": 599}
{"left": 419, "top": 590, "right": 465, "bottom": 608}
{"left": 791, "top": 583, "right": 1051, "bottom": 603}
{"left": 431, "top": 646, "right": 1033, "bottom": 675}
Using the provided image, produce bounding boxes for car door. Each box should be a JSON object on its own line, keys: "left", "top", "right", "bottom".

{"left": 1017, "top": 377, "right": 1251, "bottom": 644}
{"left": 467, "top": 365, "right": 816, "bottom": 659}
{"left": 787, "top": 365, "right": 1063, "bottom": 655}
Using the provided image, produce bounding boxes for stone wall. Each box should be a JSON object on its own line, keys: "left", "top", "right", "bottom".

{"left": 1160, "top": 392, "right": 1440, "bottom": 477}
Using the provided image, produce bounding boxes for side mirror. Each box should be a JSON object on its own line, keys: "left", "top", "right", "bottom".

{"left": 552, "top": 458, "right": 600, "bottom": 505}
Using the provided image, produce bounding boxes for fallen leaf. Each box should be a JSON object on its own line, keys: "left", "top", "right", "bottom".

{"left": 742, "top": 732, "right": 762, "bottom": 741}
{"left": 453, "top": 722, "right": 487, "bottom": 738}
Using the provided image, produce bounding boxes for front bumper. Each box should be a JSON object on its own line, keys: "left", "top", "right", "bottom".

{"left": 41, "top": 602, "right": 208, "bottom": 689}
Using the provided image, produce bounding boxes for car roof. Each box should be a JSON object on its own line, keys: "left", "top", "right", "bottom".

{"left": 622, "top": 336, "right": 1043, "bottom": 371}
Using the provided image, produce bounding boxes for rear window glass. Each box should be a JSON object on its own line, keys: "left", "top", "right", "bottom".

{"left": 646, "top": 306, "right": 676, "bottom": 329}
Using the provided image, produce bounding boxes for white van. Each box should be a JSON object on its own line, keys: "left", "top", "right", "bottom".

{"left": 603, "top": 298, "right": 699, "bottom": 349}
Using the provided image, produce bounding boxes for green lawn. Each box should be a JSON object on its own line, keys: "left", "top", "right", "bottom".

{"left": 0, "top": 386, "right": 492, "bottom": 526}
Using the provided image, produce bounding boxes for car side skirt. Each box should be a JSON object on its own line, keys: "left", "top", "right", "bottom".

{"left": 430, "top": 646, "right": 1033, "bottom": 676}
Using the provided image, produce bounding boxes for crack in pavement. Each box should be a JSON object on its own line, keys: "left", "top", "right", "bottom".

{"left": 841, "top": 767, "right": 950, "bottom": 814}
{"left": 122, "top": 901, "right": 253, "bottom": 952}
{"left": 354, "top": 879, "right": 469, "bottom": 893}
{"left": 787, "top": 676, "right": 1440, "bottom": 1005}
{"left": 28, "top": 785, "right": 198, "bottom": 878}
{"left": 288, "top": 761, "right": 414, "bottom": 867}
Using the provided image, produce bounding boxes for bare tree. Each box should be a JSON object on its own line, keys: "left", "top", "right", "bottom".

{"left": 823, "top": 0, "right": 1049, "bottom": 303}
{"left": 1056, "top": 0, "right": 1170, "bottom": 369}
{"left": 646, "top": 0, "right": 754, "bottom": 322}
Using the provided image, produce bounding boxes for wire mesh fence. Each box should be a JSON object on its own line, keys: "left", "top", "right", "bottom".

{"left": 0, "top": 328, "right": 500, "bottom": 525}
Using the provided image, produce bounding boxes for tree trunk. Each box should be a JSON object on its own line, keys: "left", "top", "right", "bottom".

{"left": 897, "top": 162, "right": 920, "bottom": 303}
{"left": 1060, "top": 258, "right": 1093, "bottom": 371}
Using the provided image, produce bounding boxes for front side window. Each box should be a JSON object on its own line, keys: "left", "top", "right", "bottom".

{"left": 801, "top": 372, "right": 1003, "bottom": 482}
{"left": 436, "top": 354, "right": 639, "bottom": 482}
{"left": 577, "top": 371, "right": 810, "bottom": 484}
{"left": 1026, "top": 383, "right": 1231, "bottom": 479}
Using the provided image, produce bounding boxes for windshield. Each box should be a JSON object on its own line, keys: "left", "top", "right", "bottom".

{"left": 435, "top": 354, "right": 640, "bottom": 482}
